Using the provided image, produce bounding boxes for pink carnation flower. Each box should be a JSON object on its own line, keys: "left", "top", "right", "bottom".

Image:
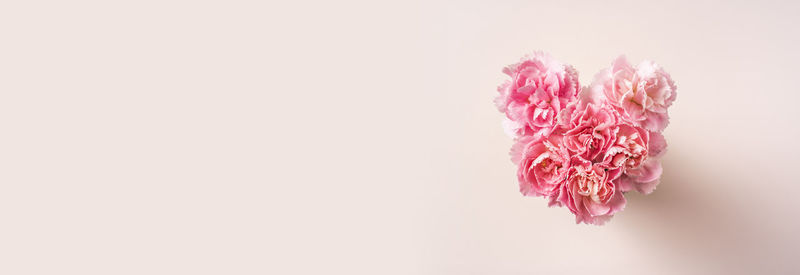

{"left": 495, "top": 52, "right": 580, "bottom": 139}
{"left": 591, "top": 56, "right": 677, "bottom": 132}
{"left": 602, "top": 124, "right": 650, "bottom": 170}
{"left": 616, "top": 131, "right": 667, "bottom": 194}
{"left": 550, "top": 157, "right": 625, "bottom": 225}
{"left": 558, "top": 92, "right": 620, "bottom": 161}
{"left": 510, "top": 134, "right": 570, "bottom": 198}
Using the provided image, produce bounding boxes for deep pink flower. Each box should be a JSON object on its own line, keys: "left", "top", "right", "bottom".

{"left": 591, "top": 56, "right": 677, "bottom": 132}
{"left": 558, "top": 95, "right": 620, "bottom": 161}
{"left": 495, "top": 52, "right": 580, "bottom": 139}
{"left": 550, "top": 157, "right": 625, "bottom": 225}
{"left": 510, "top": 134, "right": 570, "bottom": 198}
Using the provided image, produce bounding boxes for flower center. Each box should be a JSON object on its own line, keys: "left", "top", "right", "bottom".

{"left": 575, "top": 171, "right": 604, "bottom": 203}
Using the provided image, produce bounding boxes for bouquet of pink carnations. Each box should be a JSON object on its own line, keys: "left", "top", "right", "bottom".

{"left": 495, "top": 52, "right": 677, "bottom": 225}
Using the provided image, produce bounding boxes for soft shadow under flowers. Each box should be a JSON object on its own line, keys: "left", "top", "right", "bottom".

{"left": 617, "top": 148, "right": 788, "bottom": 274}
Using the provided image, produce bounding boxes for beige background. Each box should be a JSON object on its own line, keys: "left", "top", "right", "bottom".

{"left": 1, "top": 0, "right": 799, "bottom": 274}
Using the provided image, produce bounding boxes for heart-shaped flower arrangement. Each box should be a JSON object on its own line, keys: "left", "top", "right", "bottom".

{"left": 495, "top": 52, "right": 677, "bottom": 225}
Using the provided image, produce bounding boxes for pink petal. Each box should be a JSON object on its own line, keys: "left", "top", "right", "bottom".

{"left": 635, "top": 177, "right": 660, "bottom": 195}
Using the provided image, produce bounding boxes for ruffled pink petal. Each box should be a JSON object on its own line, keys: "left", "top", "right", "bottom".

{"left": 648, "top": 131, "right": 668, "bottom": 158}
{"left": 630, "top": 158, "right": 663, "bottom": 183}
{"left": 640, "top": 111, "right": 669, "bottom": 132}
{"left": 607, "top": 188, "right": 627, "bottom": 212}
{"left": 616, "top": 175, "right": 635, "bottom": 192}
{"left": 509, "top": 135, "right": 533, "bottom": 164}
{"left": 634, "top": 177, "right": 660, "bottom": 195}
{"left": 585, "top": 199, "right": 611, "bottom": 216}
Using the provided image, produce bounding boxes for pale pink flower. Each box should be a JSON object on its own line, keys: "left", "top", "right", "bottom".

{"left": 550, "top": 157, "right": 625, "bottom": 225}
{"left": 496, "top": 52, "right": 580, "bottom": 139}
{"left": 617, "top": 132, "right": 667, "bottom": 194}
{"left": 510, "top": 134, "right": 570, "bottom": 198}
{"left": 602, "top": 124, "right": 650, "bottom": 170}
{"left": 592, "top": 56, "right": 677, "bottom": 132}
